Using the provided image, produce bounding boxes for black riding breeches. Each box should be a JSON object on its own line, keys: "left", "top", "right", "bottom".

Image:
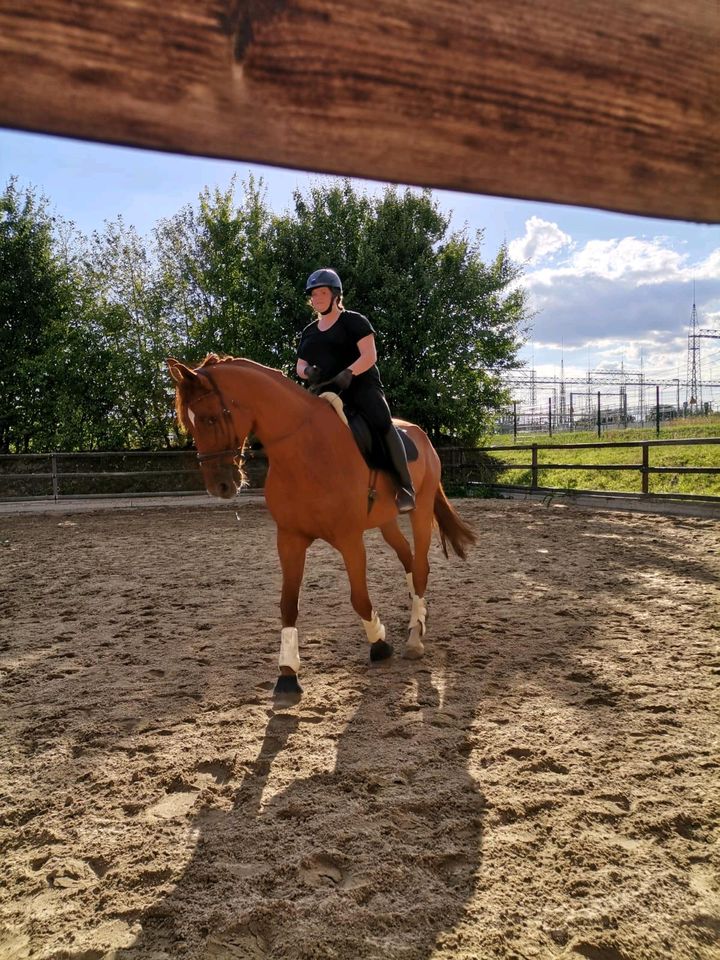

{"left": 346, "top": 381, "right": 393, "bottom": 433}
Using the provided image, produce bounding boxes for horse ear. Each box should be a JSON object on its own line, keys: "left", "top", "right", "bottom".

{"left": 167, "top": 358, "right": 198, "bottom": 385}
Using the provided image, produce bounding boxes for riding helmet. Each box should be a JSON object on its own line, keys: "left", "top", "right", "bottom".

{"left": 305, "top": 268, "right": 342, "bottom": 296}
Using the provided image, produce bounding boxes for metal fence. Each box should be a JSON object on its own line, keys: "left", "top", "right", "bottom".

{"left": 497, "top": 389, "right": 715, "bottom": 439}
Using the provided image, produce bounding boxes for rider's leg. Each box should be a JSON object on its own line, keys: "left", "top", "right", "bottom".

{"left": 383, "top": 425, "right": 415, "bottom": 512}
{"left": 352, "top": 384, "right": 415, "bottom": 512}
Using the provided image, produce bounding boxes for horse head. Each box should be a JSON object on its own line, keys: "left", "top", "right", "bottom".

{"left": 168, "top": 356, "right": 250, "bottom": 500}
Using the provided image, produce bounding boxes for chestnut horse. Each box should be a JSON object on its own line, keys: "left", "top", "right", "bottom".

{"left": 168, "top": 354, "right": 476, "bottom": 697}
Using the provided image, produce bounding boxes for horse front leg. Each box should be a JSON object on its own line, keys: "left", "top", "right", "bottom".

{"left": 274, "top": 528, "right": 311, "bottom": 698}
{"left": 340, "top": 536, "right": 393, "bottom": 662}
{"left": 404, "top": 504, "right": 431, "bottom": 659}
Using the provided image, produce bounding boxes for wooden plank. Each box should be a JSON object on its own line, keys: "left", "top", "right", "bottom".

{"left": 0, "top": 0, "right": 717, "bottom": 220}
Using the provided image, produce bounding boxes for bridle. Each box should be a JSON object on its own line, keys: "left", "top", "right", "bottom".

{"left": 193, "top": 370, "right": 247, "bottom": 467}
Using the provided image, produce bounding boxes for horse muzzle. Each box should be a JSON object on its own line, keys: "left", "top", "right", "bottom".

{"left": 201, "top": 463, "right": 241, "bottom": 500}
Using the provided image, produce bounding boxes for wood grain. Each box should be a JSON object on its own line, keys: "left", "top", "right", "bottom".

{"left": 0, "top": 0, "right": 717, "bottom": 221}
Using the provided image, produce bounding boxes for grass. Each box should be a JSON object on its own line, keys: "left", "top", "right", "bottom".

{"left": 478, "top": 415, "right": 720, "bottom": 498}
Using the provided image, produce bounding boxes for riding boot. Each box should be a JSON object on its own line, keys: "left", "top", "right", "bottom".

{"left": 383, "top": 426, "right": 416, "bottom": 513}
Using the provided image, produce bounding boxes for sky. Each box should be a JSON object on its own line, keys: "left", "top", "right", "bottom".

{"left": 3, "top": 127, "right": 720, "bottom": 408}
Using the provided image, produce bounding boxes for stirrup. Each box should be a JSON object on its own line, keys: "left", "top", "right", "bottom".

{"left": 396, "top": 487, "right": 416, "bottom": 513}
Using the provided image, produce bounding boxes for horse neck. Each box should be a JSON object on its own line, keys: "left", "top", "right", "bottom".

{"left": 217, "top": 361, "right": 314, "bottom": 451}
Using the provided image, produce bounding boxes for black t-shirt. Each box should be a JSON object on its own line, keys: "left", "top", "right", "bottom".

{"left": 297, "top": 310, "right": 382, "bottom": 388}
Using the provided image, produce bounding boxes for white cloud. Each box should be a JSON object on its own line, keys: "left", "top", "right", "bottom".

{"left": 518, "top": 234, "right": 720, "bottom": 355}
{"left": 509, "top": 216, "right": 572, "bottom": 264}
{"left": 569, "top": 237, "right": 687, "bottom": 284}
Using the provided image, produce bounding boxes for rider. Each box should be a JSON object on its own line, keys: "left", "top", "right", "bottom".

{"left": 296, "top": 268, "right": 416, "bottom": 513}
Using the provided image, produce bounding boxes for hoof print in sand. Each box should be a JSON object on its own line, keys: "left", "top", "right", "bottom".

{"left": 300, "top": 852, "right": 346, "bottom": 889}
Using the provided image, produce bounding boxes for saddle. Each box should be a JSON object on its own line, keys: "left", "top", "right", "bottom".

{"left": 319, "top": 392, "right": 419, "bottom": 472}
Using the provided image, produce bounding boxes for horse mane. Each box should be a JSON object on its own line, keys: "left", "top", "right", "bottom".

{"left": 173, "top": 353, "right": 293, "bottom": 434}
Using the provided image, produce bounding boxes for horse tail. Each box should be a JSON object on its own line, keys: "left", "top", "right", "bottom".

{"left": 433, "top": 482, "right": 477, "bottom": 560}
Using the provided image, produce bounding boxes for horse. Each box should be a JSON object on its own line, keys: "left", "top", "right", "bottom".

{"left": 168, "top": 354, "right": 476, "bottom": 697}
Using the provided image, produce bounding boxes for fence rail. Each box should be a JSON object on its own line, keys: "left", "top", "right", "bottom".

{"left": 1, "top": 439, "right": 718, "bottom": 504}
{"left": 0, "top": 450, "right": 266, "bottom": 502}
{"left": 472, "top": 436, "right": 720, "bottom": 502}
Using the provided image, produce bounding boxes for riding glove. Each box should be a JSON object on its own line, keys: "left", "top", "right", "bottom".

{"left": 303, "top": 365, "right": 323, "bottom": 386}
{"left": 333, "top": 369, "right": 353, "bottom": 391}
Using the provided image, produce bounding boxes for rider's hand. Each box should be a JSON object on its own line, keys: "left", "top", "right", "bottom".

{"left": 333, "top": 369, "right": 353, "bottom": 391}
{"left": 303, "top": 365, "right": 323, "bottom": 386}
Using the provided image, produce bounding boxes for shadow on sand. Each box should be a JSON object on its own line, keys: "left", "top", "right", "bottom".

{"left": 107, "top": 658, "right": 486, "bottom": 960}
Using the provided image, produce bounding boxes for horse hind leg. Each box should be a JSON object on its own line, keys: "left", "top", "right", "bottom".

{"left": 404, "top": 499, "right": 433, "bottom": 659}
{"left": 340, "top": 536, "right": 393, "bottom": 662}
{"left": 380, "top": 519, "right": 413, "bottom": 580}
{"left": 380, "top": 519, "right": 426, "bottom": 658}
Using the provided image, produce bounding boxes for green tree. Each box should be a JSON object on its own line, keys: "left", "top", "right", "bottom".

{"left": 0, "top": 178, "right": 115, "bottom": 452}
{"left": 84, "top": 217, "right": 177, "bottom": 448}
{"left": 269, "top": 182, "right": 527, "bottom": 442}
{"left": 155, "top": 175, "right": 280, "bottom": 364}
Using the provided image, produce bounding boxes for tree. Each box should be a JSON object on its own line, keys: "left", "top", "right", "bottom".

{"left": 1, "top": 176, "right": 527, "bottom": 452}
{"left": 155, "top": 175, "right": 280, "bottom": 364}
{"left": 0, "top": 178, "right": 115, "bottom": 452}
{"left": 268, "top": 182, "right": 528, "bottom": 442}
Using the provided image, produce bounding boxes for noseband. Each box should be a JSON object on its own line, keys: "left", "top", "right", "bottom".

{"left": 193, "top": 371, "right": 246, "bottom": 467}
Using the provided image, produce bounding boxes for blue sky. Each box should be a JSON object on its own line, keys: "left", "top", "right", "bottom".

{"left": 3, "top": 127, "right": 720, "bottom": 407}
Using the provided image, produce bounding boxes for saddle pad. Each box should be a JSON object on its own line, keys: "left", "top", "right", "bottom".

{"left": 318, "top": 391, "right": 418, "bottom": 468}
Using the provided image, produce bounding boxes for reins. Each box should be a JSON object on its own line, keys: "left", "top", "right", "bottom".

{"left": 192, "top": 367, "right": 378, "bottom": 513}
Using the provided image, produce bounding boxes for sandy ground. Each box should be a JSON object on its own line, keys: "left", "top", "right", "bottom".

{"left": 1, "top": 497, "right": 719, "bottom": 960}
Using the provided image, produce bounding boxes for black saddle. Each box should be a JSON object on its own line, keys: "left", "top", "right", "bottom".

{"left": 344, "top": 406, "right": 419, "bottom": 473}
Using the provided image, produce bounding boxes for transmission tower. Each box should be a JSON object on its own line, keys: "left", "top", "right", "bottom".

{"left": 559, "top": 353, "right": 567, "bottom": 424}
{"left": 639, "top": 352, "right": 645, "bottom": 422}
{"left": 686, "top": 291, "right": 701, "bottom": 409}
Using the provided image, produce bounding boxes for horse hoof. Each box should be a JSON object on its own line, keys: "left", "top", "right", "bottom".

{"left": 403, "top": 640, "right": 425, "bottom": 659}
{"left": 274, "top": 674, "right": 303, "bottom": 697}
{"left": 370, "top": 639, "right": 394, "bottom": 662}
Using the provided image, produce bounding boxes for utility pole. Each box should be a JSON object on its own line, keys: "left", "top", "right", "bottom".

{"left": 639, "top": 351, "right": 645, "bottom": 424}
{"left": 687, "top": 287, "right": 701, "bottom": 411}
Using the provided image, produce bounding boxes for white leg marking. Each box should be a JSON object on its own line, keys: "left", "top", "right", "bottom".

{"left": 404, "top": 593, "right": 427, "bottom": 660}
{"left": 279, "top": 627, "right": 300, "bottom": 673}
{"left": 406, "top": 571, "right": 414, "bottom": 601}
{"left": 362, "top": 611, "right": 386, "bottom": 644}
{"left": 409, "top": 594, "right": 427, "bottom": 636}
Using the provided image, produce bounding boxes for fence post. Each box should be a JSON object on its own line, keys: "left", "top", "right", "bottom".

{"left": 51, "top": 453, "right": 59, "bottom": 501}
{"left": 656, "top": 385, "right": 660, "bottom": 438}
{"left": 641, "top": 443, "right": 649, "bottom": 495}
{"left": 531, "top": 444, "right": 538, "bottom": 490}
{"left": 597, "top": 391, "right": 601, "bottom": 438}
{"left": 513, "top": 401, "right": 517, "bottom": 441}
{"left": 548, "top": 397, "right": 553, "bottom": 437}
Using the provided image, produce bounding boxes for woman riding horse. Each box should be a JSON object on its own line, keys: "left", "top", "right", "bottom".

{"left": 168, "top": 352, "right": 476, "bottom": 697}
{"left": 296, "top": 268, "right": 416, "bottom": 513}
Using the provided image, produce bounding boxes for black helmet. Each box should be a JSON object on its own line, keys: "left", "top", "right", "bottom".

{"left": 305, "top": 268, "right": 342, "bottom": 296}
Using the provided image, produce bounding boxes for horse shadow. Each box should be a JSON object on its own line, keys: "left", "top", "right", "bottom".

{"left": 111, "top": 652, "right": 486, "bottom": 960}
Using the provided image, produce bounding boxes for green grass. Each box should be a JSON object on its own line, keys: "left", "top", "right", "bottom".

{"left": 481, "top": 415, "right": 720, "bottom": 498}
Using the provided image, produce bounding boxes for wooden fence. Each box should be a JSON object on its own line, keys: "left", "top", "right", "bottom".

{"left": 1, "top": 439, "right": 718, "bottom": 504}
{"left": 469, "top": 437, "right": 720, "bottom": 504}
{"left": 0, "top": 450, "right": 266, "bottom": 501}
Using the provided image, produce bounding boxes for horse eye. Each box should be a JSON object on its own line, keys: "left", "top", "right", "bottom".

{"left": 206, "top": 416, "right": 216, "bottom": 426}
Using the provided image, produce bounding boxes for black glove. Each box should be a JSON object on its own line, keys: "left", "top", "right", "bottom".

{"left": 303, "top": 364, "right": 323, "bottom": 386}
{"left": 332, "top": 369, "right": 353, "bottom": 391}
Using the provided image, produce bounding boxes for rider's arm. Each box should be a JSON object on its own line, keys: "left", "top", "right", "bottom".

{"left": 297, "top": 358, "right": 312, "bottom": 379}
{"left": 348, "top": 334, "right": 377, "bottom": 376}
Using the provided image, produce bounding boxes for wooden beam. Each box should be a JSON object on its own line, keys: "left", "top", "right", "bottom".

{"left": 0, "top": 0, "right": 718, "bottom": 221}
